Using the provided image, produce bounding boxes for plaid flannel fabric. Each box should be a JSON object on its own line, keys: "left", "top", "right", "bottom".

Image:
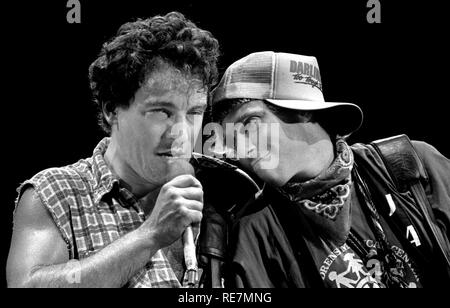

{"left": 15, "top": 138, "right": 195, "bottom": 288}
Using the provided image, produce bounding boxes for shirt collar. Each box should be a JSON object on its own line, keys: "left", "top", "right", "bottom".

{"left": 91, "top": 137, "right": 135, "bottom": 207}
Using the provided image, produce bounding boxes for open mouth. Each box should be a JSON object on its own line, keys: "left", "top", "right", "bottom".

{"left": 157, "top": 151, "right": 189, "bottom": 159}
{"left": 158, "top": 153, "right": 174, "bottom": 158}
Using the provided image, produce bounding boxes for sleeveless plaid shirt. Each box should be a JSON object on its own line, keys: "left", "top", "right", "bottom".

{"left": 15, "top": 138, "right": 195, "bottom": 288}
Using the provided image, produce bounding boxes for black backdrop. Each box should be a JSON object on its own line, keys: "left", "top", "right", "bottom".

{"left": 2, "top": 0, "right": 448, "bottom": 287}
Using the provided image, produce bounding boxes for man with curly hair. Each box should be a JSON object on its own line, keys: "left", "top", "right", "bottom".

{"left": 7, "top": 12, "right": 220, "bottom": 288}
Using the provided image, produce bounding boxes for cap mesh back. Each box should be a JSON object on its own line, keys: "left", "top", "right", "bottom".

{"left": 212, "top": 52, "right": 275, "bottom": 104}
{"left": 229, "top": 53, "right": 273, "bottom": 84}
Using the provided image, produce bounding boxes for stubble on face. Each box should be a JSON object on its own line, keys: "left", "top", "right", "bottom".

{"left": 221, "top": 100, "right": 333, "bottom": 187}
{"left": 111, "top": 62, "right": 207, "bottom": 195}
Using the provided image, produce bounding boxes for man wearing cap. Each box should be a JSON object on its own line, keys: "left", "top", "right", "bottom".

{"left": 209, "top": 51, "right": 450, "bottom": 288}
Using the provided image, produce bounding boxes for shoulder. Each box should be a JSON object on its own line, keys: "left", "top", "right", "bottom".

{"left": 15, "top": 186, "right": 52, "bottom": 229}
{"left": 411, "top": 140, "right": 450, "bottom": 183}
{"left": 13, "top": 185, "right": 70, "bottom": 256}
{"left": 411, "top": 140, "right": 449, "bottom": 161}
{"left": 25, "top": 159, "right": 94, "bottom": 195}
{"left": 14, "top": 166, "right": 87, "bottom": 256}
{"left": 15, "top": 167, "right": 80, "bottom": 227}
{"left": 350, "top": 141, "right": 376, "bottom": 158}
{"left": 33, "top": 159, "right": 92, "bottom": 183}
{"left": 351, "top": 137, "right": 449, "bottom": 165}
{"left": 16, "top": 159, "right": 95, "bottom": 223}
{"left": 411, "top": 140, "right": 450, "bottom": 174}
{"left": 350, "top": 140, "right": 387, "bottom": 170}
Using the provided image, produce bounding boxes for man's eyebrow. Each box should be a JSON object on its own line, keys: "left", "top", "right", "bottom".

{"left": 143, "top": 101, "right": 176, "bottom": 109}
{"left": 143, "top": 101, "right": 207, "bottom": 112}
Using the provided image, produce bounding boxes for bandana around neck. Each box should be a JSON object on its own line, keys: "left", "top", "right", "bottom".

{"left": 279, "top": 138, "right": 354, "bottom": 221}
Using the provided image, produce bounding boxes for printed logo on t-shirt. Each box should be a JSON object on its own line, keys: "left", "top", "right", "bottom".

{"left": 319, "top": 241, "right": 421, "bottom": 288}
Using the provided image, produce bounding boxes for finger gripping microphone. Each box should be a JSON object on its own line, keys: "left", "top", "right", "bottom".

{"left": 167, "top": 159, "right": 198, "bottom": 288}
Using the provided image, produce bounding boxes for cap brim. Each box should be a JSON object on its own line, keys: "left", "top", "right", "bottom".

{"left": 266, "top": 99, "right": 364, "bottom": 137}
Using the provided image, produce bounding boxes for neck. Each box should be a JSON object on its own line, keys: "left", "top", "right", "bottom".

{"left": 104, "top": 138, "right": 159, "bottom": 199}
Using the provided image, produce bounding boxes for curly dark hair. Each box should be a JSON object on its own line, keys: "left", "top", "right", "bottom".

{"left": 89, "top": 12, "right": 220, "bottom": 134}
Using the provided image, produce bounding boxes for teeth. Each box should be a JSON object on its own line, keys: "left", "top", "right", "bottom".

{"left": 171, "top": 150, "right": 185, "bottom": 156}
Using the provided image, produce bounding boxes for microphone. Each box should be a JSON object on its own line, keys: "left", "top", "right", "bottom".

{"left": 183, "top": 225, "right": 197, "bottom": 287}
{"left": 167, "top": 159, "right": 198, "bottom": 288}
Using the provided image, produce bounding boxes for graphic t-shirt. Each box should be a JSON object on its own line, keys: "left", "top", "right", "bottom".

{"left": 229, "top": 141, "right": 449, "bottom": 288}
{"left": 308, "top": 186, "right": 423, "bottom": 288}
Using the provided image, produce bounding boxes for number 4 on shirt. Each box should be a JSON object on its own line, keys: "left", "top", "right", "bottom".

{"left": 406, "top": 225, "right": 421, "bottom": 247}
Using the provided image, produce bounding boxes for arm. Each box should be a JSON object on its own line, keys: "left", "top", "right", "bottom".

{"left": 7, "top": 174, "right": 203, "bottom": 288}
{"left": 6, "top": 187, "right": 158, "bottom": 288}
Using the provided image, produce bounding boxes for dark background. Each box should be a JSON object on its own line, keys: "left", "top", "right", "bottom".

{"left": 2, "top": 0, "right": 448, "bottom": 287}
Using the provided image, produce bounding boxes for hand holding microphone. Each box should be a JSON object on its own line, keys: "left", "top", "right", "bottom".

{"left": 167, "top": 159, "right": 200, "bottom": 287}
{"left": 140, "top": 158, "right": 202, "bottom": 287}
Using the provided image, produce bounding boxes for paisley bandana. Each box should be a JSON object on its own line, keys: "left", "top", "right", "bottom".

{"left": 280, "top": 138, "right": 354, "bottom": 220}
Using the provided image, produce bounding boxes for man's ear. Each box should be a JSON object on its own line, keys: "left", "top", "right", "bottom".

{"left": 102, "top": 102, "right": 118, "bottom": 127}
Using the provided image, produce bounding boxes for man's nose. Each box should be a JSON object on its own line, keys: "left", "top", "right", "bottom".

{"left": 165, "top": 115, "right": 192, "bottom": 156}
{"left": 235, "top": 132, "right": 258, "bottom": 159}
{"left": 166, "top": 115, "right": 190, "bottom": 139}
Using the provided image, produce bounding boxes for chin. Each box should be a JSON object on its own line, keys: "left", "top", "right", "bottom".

{"left": 141, "top": 165, "right": 167, "bottom": 185}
